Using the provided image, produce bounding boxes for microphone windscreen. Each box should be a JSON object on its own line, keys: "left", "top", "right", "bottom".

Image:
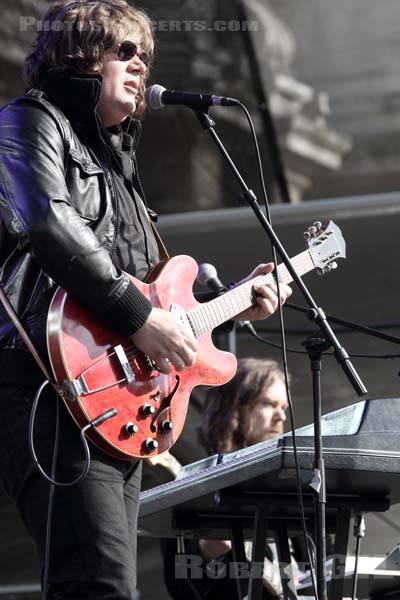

{"left": 145, "top": 84, "right": 166, "bottom": 110}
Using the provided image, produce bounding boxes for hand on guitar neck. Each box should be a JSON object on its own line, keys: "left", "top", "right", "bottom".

{"left": 231, "top": 262, "right": 292, "bottom": 322}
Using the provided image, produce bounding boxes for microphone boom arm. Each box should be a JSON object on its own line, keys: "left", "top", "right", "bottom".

{"left": 193, "top": 109, "right": 367, "bottom": 397}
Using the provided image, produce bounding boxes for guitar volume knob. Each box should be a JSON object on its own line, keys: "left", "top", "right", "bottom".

{"left": 141, "top": 403, "right": 156, "bottom": 417}
{"left": 144, "top": 438, "right": 158, "bottom": 453}
{"left": 160, "top": 420, "right": 174, "bottom": 432}
{"left": 124, "top": 422, "right": 139, "bottom": 437}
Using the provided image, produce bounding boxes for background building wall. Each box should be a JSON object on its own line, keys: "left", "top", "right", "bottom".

{"left": 2, "top": 1, "right": 400, "bottom": 209}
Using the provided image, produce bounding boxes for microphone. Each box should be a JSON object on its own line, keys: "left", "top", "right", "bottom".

{"left": 197, "top": 263, "right": 257, "bottom": 336}
{"left": 197, "top": 263, "right": 226, "bottom": 293}
{"left": 145, "top": 84, "right": 240, "bottom": 111}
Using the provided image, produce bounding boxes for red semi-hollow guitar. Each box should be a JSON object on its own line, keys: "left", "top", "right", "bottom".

{"left": 47, "top": 221, "right": 345, "bottom": 460}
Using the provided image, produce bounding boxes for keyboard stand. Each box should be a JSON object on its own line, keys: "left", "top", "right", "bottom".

{"left": 171, "top": 492, "right": 389, "bottom": 600}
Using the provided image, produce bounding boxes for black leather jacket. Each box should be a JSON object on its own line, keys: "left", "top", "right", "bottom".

{"left": 0, "top": 71, "right": 154, "bottom": 356}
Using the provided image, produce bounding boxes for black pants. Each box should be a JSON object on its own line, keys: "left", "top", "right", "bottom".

{"left": 0, "top": 382, "right": 142, "bottom": 599}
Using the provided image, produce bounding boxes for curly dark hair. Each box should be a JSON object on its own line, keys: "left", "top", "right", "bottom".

{"left": 198, "top": 357, "right": 286, "bottom": 454}
{"left": 24, "top": 0, "right": 154, "bottom": 117}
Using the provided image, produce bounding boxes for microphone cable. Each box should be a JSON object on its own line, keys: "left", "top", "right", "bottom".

{"left": 239, "top": 321, "right": 400, "bottom": 360}
{"left": 234, "top": 101, "right": 319, "bottom": 599}
{"left": 41, "top": 385, "right": 60, "bottom": 600}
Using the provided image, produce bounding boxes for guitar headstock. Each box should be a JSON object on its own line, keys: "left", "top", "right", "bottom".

{"left": 305, "top": 220, "right": 346, "bottom": 275}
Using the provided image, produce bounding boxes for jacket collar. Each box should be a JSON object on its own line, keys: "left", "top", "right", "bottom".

{"left": 42, "top": 70, "right": 142, "bottom": 151}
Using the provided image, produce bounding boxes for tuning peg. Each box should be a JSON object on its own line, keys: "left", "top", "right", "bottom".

{"left": 303, "top": 231, "right": 311, "bottom": 241}
{"left": 308, "top": 225, "right": 318, "bottom": 237}
{"left": 317, "top": 265, "right": 332, "bottom": 276}
{"left": 313, "top": 221, "right": 323, "bottom": 231}
{"left": 329, "top": 261, "right": 338, "bottom": 270}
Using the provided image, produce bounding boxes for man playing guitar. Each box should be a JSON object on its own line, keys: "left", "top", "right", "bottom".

{"left": 0, "top": 1, "right": 291, "bottom": 598}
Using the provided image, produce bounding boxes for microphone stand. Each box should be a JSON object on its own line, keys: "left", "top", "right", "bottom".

{"left": 193, "top": 108, "right": 368, "bottom": 600}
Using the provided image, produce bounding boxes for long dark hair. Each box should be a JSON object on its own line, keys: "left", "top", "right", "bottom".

{"left": 198, "top": 357, "right": 286, "bottom": 454}
{"left": 24, "top": 0, "right": 154, "bottom": 117}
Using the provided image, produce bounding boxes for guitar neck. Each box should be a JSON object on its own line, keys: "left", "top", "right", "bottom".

{"left": 187, "top": 249, "right": 314, "bottom": 337}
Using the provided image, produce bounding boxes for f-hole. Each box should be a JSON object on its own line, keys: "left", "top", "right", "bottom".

{"left": 150, "top": 375, "right": 180, "bottom": 433}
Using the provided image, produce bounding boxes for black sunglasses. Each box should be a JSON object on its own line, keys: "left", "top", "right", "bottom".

{"left": 117, "top": 40, "right": 150, "bottom": 67}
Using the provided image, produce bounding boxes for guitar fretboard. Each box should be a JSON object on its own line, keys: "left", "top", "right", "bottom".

{"left": 187, "top": 249, "right": 314, "bottom": 337}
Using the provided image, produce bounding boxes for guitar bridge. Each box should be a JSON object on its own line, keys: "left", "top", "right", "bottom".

{"left": 114, "top": 344, "right": 135, "bottom": 383}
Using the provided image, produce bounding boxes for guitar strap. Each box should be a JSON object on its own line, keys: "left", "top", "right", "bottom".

{"left": 150, "top": 220, "right": 170, "bottom": 261}
{"left": 0, "top": 285, "right": 56, "bottom": 385}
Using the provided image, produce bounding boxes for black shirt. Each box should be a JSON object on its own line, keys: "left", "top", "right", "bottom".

{"left": 102, "top": 125, "right": 160, "bottom": 280}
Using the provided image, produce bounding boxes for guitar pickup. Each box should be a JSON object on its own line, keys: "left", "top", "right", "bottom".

{"left": 114, "top": 344, "right": 135, "bottom": 383}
